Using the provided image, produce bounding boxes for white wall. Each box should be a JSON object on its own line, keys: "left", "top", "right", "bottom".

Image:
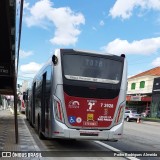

{"left": 127, "top": 75, "right": 159, "bottom": 95}
{"left": 20, "top": 80, "right": 29, "bottom": 93}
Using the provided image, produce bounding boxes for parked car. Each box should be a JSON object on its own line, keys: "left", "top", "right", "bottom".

{"left": 124, "top": 110, "right": 141, "bottom": 122}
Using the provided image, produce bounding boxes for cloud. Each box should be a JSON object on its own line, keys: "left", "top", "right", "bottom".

{"left": 25, "top": 0, "right": 53, "bottom": 28}
{"left": 151, "top": 57, "right": 160, "bottom": 67}
{"left": 101, "top": 37, "right": 160, "bottom": 55}
{"left": 19, "top": 50, "right": 33, "bottom": 58}
{"left": 99, "top": 20, "right": 105, "bottom": 26}
{"left": 20, "top": 62, "right": 43, "bottom": 75}
{"left": 24, "top": 0, "right": 85, "bottom": 46}
{"left": 23, "top": 0, "right": 29, "bottom": 10}
{"left": 109, "top": 0, "right": 160, "bottom": 20}
{"left": 92, "top": 27, "right": 97, "bottom": 31}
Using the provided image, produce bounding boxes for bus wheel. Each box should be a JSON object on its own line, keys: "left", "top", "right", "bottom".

{"left": 126, "top": 117, "right": 130, "bottom": 122}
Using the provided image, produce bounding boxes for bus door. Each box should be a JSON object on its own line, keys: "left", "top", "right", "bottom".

{"left": 41, "top": 73, "right": 46, "bottom": 132}
{"left": 44, "top": 66, "right": 52, "bottom": 135}
{"left": 32, "top": 82, "right": 36, "bottom": 126}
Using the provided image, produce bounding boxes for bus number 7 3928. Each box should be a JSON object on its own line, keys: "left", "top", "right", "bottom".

{"left": 25, "top": 49, "right": 127, "bottom": 141}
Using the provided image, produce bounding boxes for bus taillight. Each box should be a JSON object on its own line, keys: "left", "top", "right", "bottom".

{"left": 115, "top": 104, "right": 125, "bottom": 124}
{"left": 54, "top": 100, "right": 64, "bottom": 123}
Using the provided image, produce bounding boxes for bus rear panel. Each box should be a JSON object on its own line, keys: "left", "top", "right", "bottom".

{"left": 51, "top": 49, "right": 127, "bottom": 140}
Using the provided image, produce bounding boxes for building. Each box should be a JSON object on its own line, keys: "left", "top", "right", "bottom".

{"left": 20, "top": 80, "right": 29, "bottom": 93}
{"left": 151, "top": 77, "right": 160, "bottom": 118}
{"left": 127, "top": 66, "right": 160, "bottom": 115}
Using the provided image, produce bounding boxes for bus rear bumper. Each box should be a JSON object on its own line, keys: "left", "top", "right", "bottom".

{"left": 108, "top": 122, "right": 123, "bottom": 140}
{"left": 52, "top": 122, "right": 123, "bottom": 140}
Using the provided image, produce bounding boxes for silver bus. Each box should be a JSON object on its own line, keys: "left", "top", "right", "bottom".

{"left": 26, "top": 49, "right": 127, "bottom": 140}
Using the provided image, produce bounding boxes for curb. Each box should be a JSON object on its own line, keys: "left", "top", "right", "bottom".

{"left": 141, "top": 118, "right": 160, "bottom": 123}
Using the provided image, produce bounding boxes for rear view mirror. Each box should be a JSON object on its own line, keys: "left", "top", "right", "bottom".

{"left": 52, "top": 55, "right": 58, "bottom": 65}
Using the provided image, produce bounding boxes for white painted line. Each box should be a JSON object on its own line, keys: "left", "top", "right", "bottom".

{"left": 94, "top": 141, "right": 140, "bottom": 160}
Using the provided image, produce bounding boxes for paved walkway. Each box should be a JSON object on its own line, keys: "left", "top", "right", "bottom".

{"left": 0, "top": 109, "right": 41, "bottom": 160}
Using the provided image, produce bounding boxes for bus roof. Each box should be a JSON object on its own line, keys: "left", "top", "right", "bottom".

{"left": 59, "top": 48, "right": 121, "bottom": 57}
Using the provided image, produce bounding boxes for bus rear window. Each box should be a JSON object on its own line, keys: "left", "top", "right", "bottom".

{"left": 62, "top": 54, "right": 123, "bottom": 84}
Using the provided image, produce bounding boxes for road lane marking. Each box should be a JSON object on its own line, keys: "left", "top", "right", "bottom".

{"left": 94, "top": 141, "right": 140, "bottom": 160}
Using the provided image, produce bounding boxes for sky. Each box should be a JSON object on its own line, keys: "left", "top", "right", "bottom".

{"left": 16, "top": 0, "right": 160, "bottom": 85}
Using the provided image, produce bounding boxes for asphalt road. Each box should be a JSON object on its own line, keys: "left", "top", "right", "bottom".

{"left": 23, "top": 113, "right": 160, "bottom": 160}
{"left": 104, "top": 121, "right": 160, "bottom": 160}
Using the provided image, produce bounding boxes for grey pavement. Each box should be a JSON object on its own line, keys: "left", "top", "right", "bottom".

{"left": 0, "top": 109, "right": 42, "bottom": 160}
{"left": 141, "top": 120, "right": 160, "bottom": 126}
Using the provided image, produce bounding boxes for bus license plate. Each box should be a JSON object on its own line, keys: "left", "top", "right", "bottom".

{"left": 83, "top": 121, "right": 98, "bottom": 126}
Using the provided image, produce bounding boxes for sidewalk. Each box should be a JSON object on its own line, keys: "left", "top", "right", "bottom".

{"left": 0, "top": 109, "right": 41, "bottom": 160}
{"left": 141, "top": 120, "right": 160, "bottom": 126}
